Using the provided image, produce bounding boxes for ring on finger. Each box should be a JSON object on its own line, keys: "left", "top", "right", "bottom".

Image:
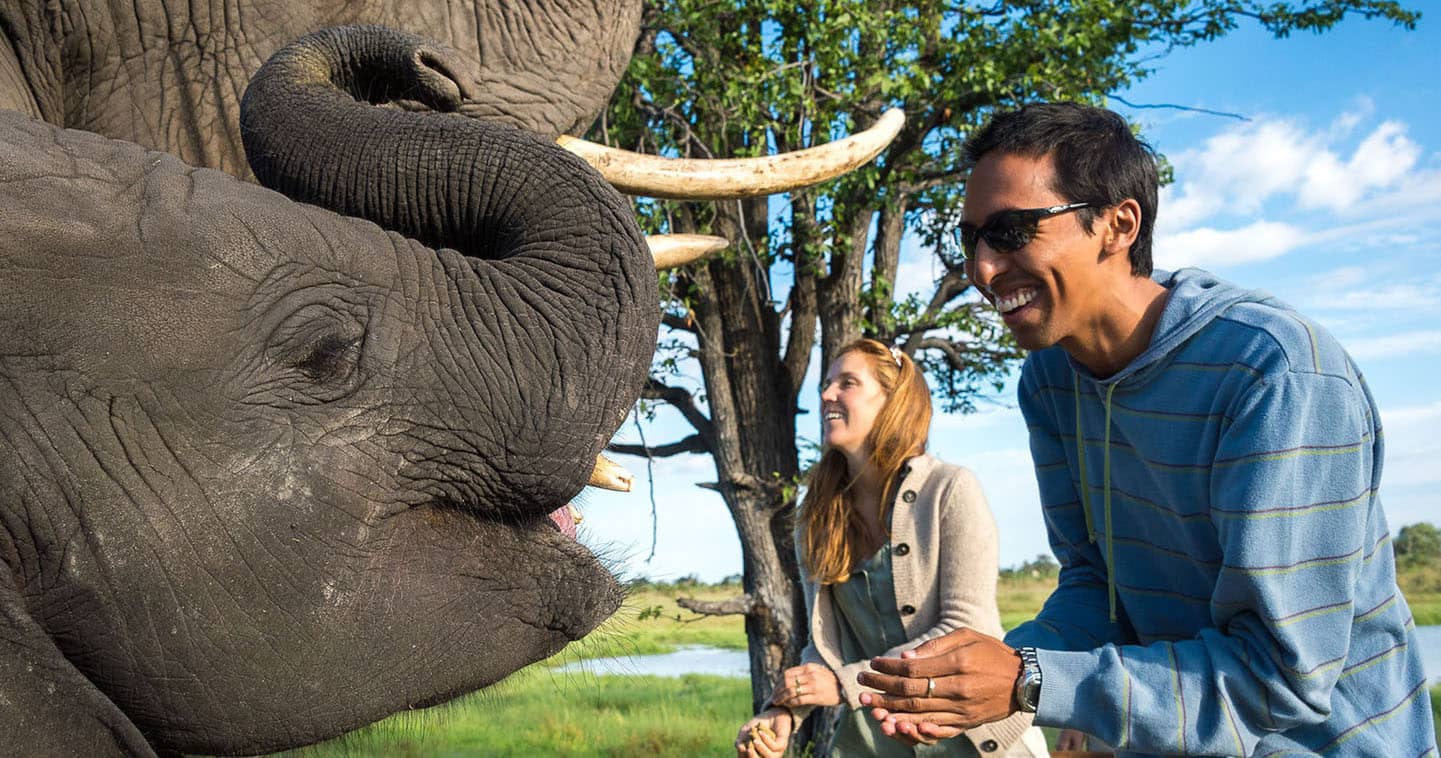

{"left": 926, "top": 676, "right": 935, "bottom": 697}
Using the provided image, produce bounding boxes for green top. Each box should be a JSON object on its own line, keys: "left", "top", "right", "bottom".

{"left": 828, "top": 544, "right": 979, "bottom": 758}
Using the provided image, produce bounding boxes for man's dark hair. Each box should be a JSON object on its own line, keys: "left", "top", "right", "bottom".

{"left": 963, "top": 102, "right": 1159, "bottom": 276}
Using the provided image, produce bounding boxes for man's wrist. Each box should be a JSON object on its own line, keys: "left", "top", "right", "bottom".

{"left": 1013, "top": 647, "right": 1042, "bottom": 714}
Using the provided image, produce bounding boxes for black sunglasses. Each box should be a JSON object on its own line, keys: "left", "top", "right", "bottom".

{"left": 957, "top": 202, "right": 1098, "bottom": 261}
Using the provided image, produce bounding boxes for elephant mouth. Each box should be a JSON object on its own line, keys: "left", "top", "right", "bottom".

{"left": 547, "top": 503, "right": 582, "bottom": 540}
{"left": 542, "top": 452, "right": 634, "bottom": 540}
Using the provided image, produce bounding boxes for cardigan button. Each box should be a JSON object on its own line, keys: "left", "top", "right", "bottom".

{"left": 894, "top": 543, "right": 910, "bottom": 556}
{"left": 980, "top": 739, "right": 999, "bottom": 752}
{"left": 901, "top": 490, "right": 917, "bottom": 503}
{"left": 900, "top": 604, "right": 916, "bottom": 615}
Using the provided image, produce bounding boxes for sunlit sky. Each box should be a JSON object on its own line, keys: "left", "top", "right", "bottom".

{"left": 581, "top": 13, "right": 1441, "bottom": 582}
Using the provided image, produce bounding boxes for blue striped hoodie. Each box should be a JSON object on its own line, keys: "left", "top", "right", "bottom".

{"left": 1003, "top": 268, "right": 1435, "bottom": 756}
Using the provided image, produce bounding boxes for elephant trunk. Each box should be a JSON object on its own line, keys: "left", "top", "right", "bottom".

{"left": 240, "top": 25, "right": 657, "bottom": 514}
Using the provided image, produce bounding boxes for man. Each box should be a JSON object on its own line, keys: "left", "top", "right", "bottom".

{"left": 855, "top": 102, "right": 1436, "bottom": 755}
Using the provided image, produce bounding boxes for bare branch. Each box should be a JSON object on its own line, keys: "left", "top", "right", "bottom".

{"left": 893, "top": 268, "right": 973, "bottom": 349}
{"left": 640, "top": 378, "right": 716, "bottom": 447}
{"left": 1107, "top": 94, "right": 1248, "bottom": 121}
{"left": 608, "top": 434, "right": 710, "bottom": 458}
{"left": 916, "top": 336, "right": 969, "bottom": 372}
{"left": 677, "top": 594, "right": 755, "bottom": 616}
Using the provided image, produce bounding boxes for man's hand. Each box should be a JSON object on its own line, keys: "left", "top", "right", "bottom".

{"left": 770, "top": 662, "right": 842, "bottom": 709}
{"left": 856, "top": 627, "right": 1023, "bottom": 730}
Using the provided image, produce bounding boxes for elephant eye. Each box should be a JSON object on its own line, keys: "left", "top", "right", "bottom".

{"left": 290, "top": 333, "right": 361, "bottom": 384}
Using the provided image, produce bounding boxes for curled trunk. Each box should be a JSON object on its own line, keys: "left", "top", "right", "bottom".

{"left": 240, "top": 25, "right": 659, "bottom": 513}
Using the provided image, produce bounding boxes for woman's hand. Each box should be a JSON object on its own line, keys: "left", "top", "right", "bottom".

{"left": 735, "top": 707, "right": 793, "bottom": 758}
{"left": 770, "top": 662, "right": 843, "bottom": 708}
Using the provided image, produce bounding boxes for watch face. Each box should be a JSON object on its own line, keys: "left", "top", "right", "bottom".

{"left": 1022, "top": 676, "right": 1041, "bottom": 710}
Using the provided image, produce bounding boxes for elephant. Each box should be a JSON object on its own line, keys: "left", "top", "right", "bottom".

{"left": 0, "top": 21, "right": 662, "bottom": 755}
{"left": 0, "top": 4, "right": 903, "bottom": 754}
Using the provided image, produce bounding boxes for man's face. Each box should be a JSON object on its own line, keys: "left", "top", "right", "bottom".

{"left": 963, "top": 152, "right": 1115, "bottom": 353}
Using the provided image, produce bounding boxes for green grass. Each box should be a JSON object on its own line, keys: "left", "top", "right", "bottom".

{"left": 558, "top": 582, "right": 749, "bottom": 661}
{"left": 1399, "top": 564, "right": 1441, "bottom": 625}
{"left": 277, "top": 668, "right": 751, "bottom": 757}
{"left": 1433, "top": 685, "right": 1440, "bottom": 740}
{"left": 997, "top": 573, "right": 1057, "bottom": 630}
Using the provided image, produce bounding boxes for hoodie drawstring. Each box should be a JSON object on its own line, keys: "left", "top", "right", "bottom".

{"left": 1075, "top": 372, "right": 1119, "bottom": 623}
{"left": 1074, "top": 380, "right": 1097, "bottom": 543}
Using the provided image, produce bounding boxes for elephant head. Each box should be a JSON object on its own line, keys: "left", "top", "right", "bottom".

{"left": 0, "top": 24, "right": 660, "bottom": 757}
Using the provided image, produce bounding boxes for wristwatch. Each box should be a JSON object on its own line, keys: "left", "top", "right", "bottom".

{"left": 1014, "top": 647, "right": 1042, "bottom": 713}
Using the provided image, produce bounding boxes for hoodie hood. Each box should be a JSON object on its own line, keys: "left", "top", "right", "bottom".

{"left": 1068, "top": 267, "right": 1284, "bottom": 386}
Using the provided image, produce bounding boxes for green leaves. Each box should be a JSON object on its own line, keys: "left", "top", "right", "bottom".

{"left": 600, "top": 0, "right": 1417, "bottom": 412}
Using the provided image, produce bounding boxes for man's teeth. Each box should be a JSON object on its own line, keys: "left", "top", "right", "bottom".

{"left": 996, "top": 289, "right": 1037, "bottom": 313}
{"left": 824, "top": 411, "right": 844, "bottom": 420}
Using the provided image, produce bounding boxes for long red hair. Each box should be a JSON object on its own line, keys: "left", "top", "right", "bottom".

{"left": 801, "top": 339, "right": 932, "bottom": 584}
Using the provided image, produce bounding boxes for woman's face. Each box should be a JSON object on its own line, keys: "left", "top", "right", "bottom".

{"left": 820, "top": 351, "right": 889, "bottom": 459}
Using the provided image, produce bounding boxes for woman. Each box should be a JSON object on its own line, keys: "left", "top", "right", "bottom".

{"left": 735, "top": 339, "right": 1046, "bottom": 757}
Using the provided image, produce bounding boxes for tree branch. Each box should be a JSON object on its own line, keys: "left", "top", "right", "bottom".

{"left": 662, "top": 311, "right": 698, "bottom": 333}
{"left": 677, "top": 594, "right": 756, "bottom": 617}
{"left": 916, "top": 336, "right": 969, "bottom": 372}
{"left": 640, "top": 378, "right": 716, "bottom": 449}
{"left": 608, "top": 434, "right": 710, "bottom": 458}
{"left": 1107, "top": 94, "right": 1248, "bottom": 121}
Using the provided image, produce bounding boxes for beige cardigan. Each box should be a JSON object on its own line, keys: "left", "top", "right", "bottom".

{"left": 786, "top": 454, "right": 1037, "bottom": 756}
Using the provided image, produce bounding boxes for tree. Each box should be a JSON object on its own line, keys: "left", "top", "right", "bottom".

{"left": 594, "top": 0, "right": 1420, "bottom": 743}
{"left": 1395, "top": 522, "right": 1441, "bottom": 569}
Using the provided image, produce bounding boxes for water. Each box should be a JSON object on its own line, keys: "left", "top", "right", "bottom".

{"left": 553, "top": 645, "right": 749, "bottom": 678}
{"left": 1417, "top": 625, "right": 1440, "bottom": 685}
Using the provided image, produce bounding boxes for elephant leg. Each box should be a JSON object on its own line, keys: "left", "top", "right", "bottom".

{"left": 0, "top": 580, "right": 156, "bottom": 757}
{"left": 0, "top": 36, "right": 41, "bottom": 119}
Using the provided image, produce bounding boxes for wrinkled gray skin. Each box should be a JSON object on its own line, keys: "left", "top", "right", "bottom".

{"left": 0, "top": 7, "right": 655, "bottom": 758}
{"left": 0, "top": 0, "right": 641, "bottom": 176}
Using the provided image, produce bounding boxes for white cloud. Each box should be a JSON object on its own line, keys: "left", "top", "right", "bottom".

{"left": 1159, "top": 111, "right": 1428, "bottom": 238}
{"left": 1154, "top": 220, "right": 1306, "bottom": 270}
{"left": 1377, "top": 401, "right": 1441, "bottom": 494}
{"left": 1341, "top": 329, "right": 1441, "bottom": 361}
{"left": 1304, "top": 265, "right": 1369, "bottom": 291}
{"left": 1306, "top": 282, "right": 1441, "bottom": 312}
{"left": 1298, "top": 121, "right": 1421, "bottom": 210}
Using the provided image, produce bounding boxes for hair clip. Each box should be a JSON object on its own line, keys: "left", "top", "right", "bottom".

{"left": 889, "top": 346, "right": 903, "bottom": 367}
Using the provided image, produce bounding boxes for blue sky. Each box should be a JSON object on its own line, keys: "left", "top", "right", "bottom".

{"left": 581, "top": 12, "right": 1441, "bottom": 582}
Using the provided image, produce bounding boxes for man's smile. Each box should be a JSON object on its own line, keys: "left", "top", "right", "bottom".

{"left": 994, "top": 287, "right": 1039, "bottom": 314}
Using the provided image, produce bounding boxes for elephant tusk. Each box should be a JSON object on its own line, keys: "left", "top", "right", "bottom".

{"left": 588, "top": 454, "right": 634, "bottom": 492}
{"left": 647, "top": 234, "right": 729, "bottom": 269}
{"left": 557, "top": 109, "right": 906, "bottom": 200}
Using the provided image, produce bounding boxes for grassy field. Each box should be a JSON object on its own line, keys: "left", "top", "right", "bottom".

{"left": 277, "top": 669, "right": 752, "bottom": 756}
{"left": 278, "top": 572, "right": 1439, "bottom": 755}
{"left": 1400, "top": 563, "right": 1441, "bottom": 626}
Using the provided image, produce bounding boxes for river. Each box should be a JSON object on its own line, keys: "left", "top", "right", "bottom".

{"left": 1416, "top": 625, "right": 1440, "bottom": 685}
{"left": 554, "top": 645, "right": 749, "bottom": 678}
